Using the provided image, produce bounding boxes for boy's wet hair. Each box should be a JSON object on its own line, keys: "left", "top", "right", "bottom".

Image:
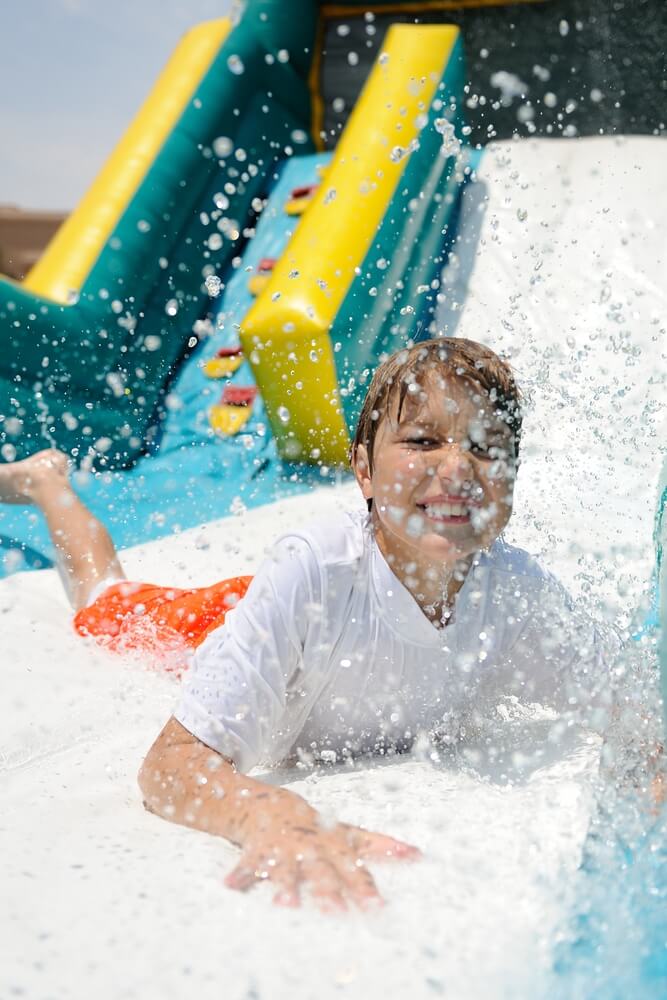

{"left": 351, "top": 337, "right": 523, "bottom": 475}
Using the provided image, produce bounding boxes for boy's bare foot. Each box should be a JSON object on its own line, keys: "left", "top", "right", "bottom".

{"left": 0, "top": 449, "right": 71, "bottom": 505}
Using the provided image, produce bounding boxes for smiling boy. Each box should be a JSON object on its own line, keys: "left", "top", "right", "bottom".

{"left": 136, "top": 338, "right": 614, "bottom": 910}
{"left": 0, "top": 337, "right": 615, "bottom": 912}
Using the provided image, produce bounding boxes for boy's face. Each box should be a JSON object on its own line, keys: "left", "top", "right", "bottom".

{"left": 353, "top": 374, "right": 517, "bottom": 569}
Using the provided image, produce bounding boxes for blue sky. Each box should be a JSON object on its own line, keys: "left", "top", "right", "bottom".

{"left": 1, "top": 0, "right": 232, "bottom": 210}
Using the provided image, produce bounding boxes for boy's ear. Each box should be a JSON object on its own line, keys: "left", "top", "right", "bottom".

{"left": 352, "top": 444, "right": 373, "bottom": 502}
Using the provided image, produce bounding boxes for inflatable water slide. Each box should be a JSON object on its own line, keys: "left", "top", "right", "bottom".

{"left": 0, "top": 1, "right": 664, "bottom": 654}
{"left": 0, "top": 0, "right": 479, "bottom": 572}
{"left": 1, "top": 0, "right": 664, "bottom": 699}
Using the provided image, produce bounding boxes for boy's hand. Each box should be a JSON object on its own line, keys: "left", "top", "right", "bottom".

{"left": 139, "top": 718, "right": 420, "bottom": 913}
{"left": 226, "top": 789, "right": 421, "bottom": 911}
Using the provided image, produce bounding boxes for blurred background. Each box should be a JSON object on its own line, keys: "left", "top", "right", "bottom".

{"left": 0, "top": 0, "right": 232, "bottom": 276}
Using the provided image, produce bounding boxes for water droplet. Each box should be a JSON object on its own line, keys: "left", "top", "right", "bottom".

{"left": 434, "top": 119, "right": 461, "bottom": 157}
{"left": 277, "top": 405, "right": 290, "bottom": 425}
{"left": 324, "top": 188, "right": 337, "bottom": 204}
{"left": 544, "top": 92, "right": 558, "bottom": 108}
{"left": 379, "top": 52, "right": 389, "bottom": 65}
{"left": 230, "top": 496, "right": 247, "bottom": 515}
{"left": 207, "top": 233, "right": 223, "bottom": 251}
{"left": 105, "top": 372, "right": 126, "bottom": 397}
{"left": 309, "top": 349, "right": 319, "bottom": 362}
{"left": 144, "top": 334, "right": 163, "bottom": 351}
{"left": 559, "top": 19, "right": 569, "bottom": 36}
{"left": 137, "top": 219, "right": 151, "bottom": 233}
{"left": 94, "top": 436, "right": 113, "bottom": 454}
{"left": 291, "top": 129, "right": 308, "bottom": 145}
{"left": 489, "top": 71, "right": 528, "bottom": 106}
{"left": 213, "top": 137, "right": 234, "bottom": 159}
{"left": 271, "top": 291, "right": 281, "bottom": 301}
{"left": 205, "top": 275, "right": 222, "bottom": 297}
{"left": 347, "top": 52, "right": 359, "bottom": 67}
{"left": 66, "top": 289, "right": 80, "bottom": 305}
{"left": 289, "top": 269, "right": 300, "bottom": 279}
{"left": 164, "top": 300, "right": 179, "bottom": 317}
{"left": 337, "top": 24, "right": 350, "bottom": 37}
{"left": 227, "top": 55, "right": 244, "bottom": 75}
{"left": 277, "top": 49, "right": 289, "bottom": 63}
{"left": 516, "top": 208, "right": 528, "bottom": 222}
{"left": 390, "top": 145, "right": 406, "bottom": 163}
{"left": 332, "top": 97, "right": 345, "bottom": 113}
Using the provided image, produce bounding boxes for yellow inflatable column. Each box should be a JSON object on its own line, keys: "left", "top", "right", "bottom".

{"left": 240, "top": 23, "right": 459, "bottom": 464}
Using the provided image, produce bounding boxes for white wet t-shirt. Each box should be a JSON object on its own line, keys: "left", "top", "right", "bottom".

{"left": 175, "top": 509, "right": 616, "bottom": 772}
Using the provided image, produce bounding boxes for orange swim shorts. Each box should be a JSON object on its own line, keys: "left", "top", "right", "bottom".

{"left": 73, "top": 575, "right": 253, "bottom": 658}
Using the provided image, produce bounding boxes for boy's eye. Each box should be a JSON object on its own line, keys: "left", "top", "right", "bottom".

{"left": 472, "top": 443, "right": 509, "bottom": 460}
{"left": 404, "top": 436, "right": 438, "bottom": 448}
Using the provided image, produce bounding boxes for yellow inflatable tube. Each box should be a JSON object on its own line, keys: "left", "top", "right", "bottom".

{"left": 23, "top": 19, "right": 231, "bottom": 305}
{"left": 241, "top": 24, "right": 459, "bottom": 464}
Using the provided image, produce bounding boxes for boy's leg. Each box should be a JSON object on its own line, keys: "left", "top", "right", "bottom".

{"left": 0, "top": 449, "right": 125, "bottom": 610}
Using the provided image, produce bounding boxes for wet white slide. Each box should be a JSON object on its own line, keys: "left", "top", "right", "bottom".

{"left": 2, "top": 138, "right": 664, "bottom": 999}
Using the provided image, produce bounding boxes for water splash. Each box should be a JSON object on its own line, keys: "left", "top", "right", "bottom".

{"left": 434, "top": 118, "right": 462, "bottom": 158}
{"left": 490, "top": 71, "right": 529, "bottom": 107}
{"left": 205, "top": 275, "right": 222, "bottom": 298}
{"left": 390, "top": 137, "right": 420, "bottom": 163}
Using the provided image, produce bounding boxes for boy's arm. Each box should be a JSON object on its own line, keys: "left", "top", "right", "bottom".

{"left": 138, "top": 717, "right": 420, "bottom": 911}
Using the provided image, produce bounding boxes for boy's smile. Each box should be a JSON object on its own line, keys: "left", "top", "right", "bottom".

{"left": 354, "top": 374, "right": 517, "bottom": 618}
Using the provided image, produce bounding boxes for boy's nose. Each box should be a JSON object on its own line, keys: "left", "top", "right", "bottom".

{"left": 428, "top": 443, "right": 474, "bottom": 485}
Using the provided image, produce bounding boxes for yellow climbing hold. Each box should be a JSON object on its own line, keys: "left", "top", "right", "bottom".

{"left": 209, "top": 404, "right": 253, "bottom": 436}
{"left": 202, "top": 354, "right": 244, "bottom": 379}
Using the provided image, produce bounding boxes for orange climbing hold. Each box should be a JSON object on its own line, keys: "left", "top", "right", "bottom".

{"left": 209, "top": 384, "right": 258, "bottom": 436}
{"left": 285, "top": 183, "right": 319, "bottom": 216}
{"left": 247, "top": 256, "right": 277, "bottom": 295}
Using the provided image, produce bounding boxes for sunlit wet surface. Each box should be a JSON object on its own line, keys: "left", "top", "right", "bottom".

{"left": 0, "top": 486, "right": 602, "bottom": 1000}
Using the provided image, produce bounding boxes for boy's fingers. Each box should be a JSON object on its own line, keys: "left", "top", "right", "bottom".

{"left": 303, "top": 859, "right": 348, "bottom": 912}
{"left": 225, "top": 853, "right": 264, "bottom": 891}
{"left": 336, "top": 857, "right": 385, "bottom": 910}
{"left": 273, "top": 864, "right": 301, "bottom": 908}
{"left": 344, "top": 825, "right": 421, "bottom": 861}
